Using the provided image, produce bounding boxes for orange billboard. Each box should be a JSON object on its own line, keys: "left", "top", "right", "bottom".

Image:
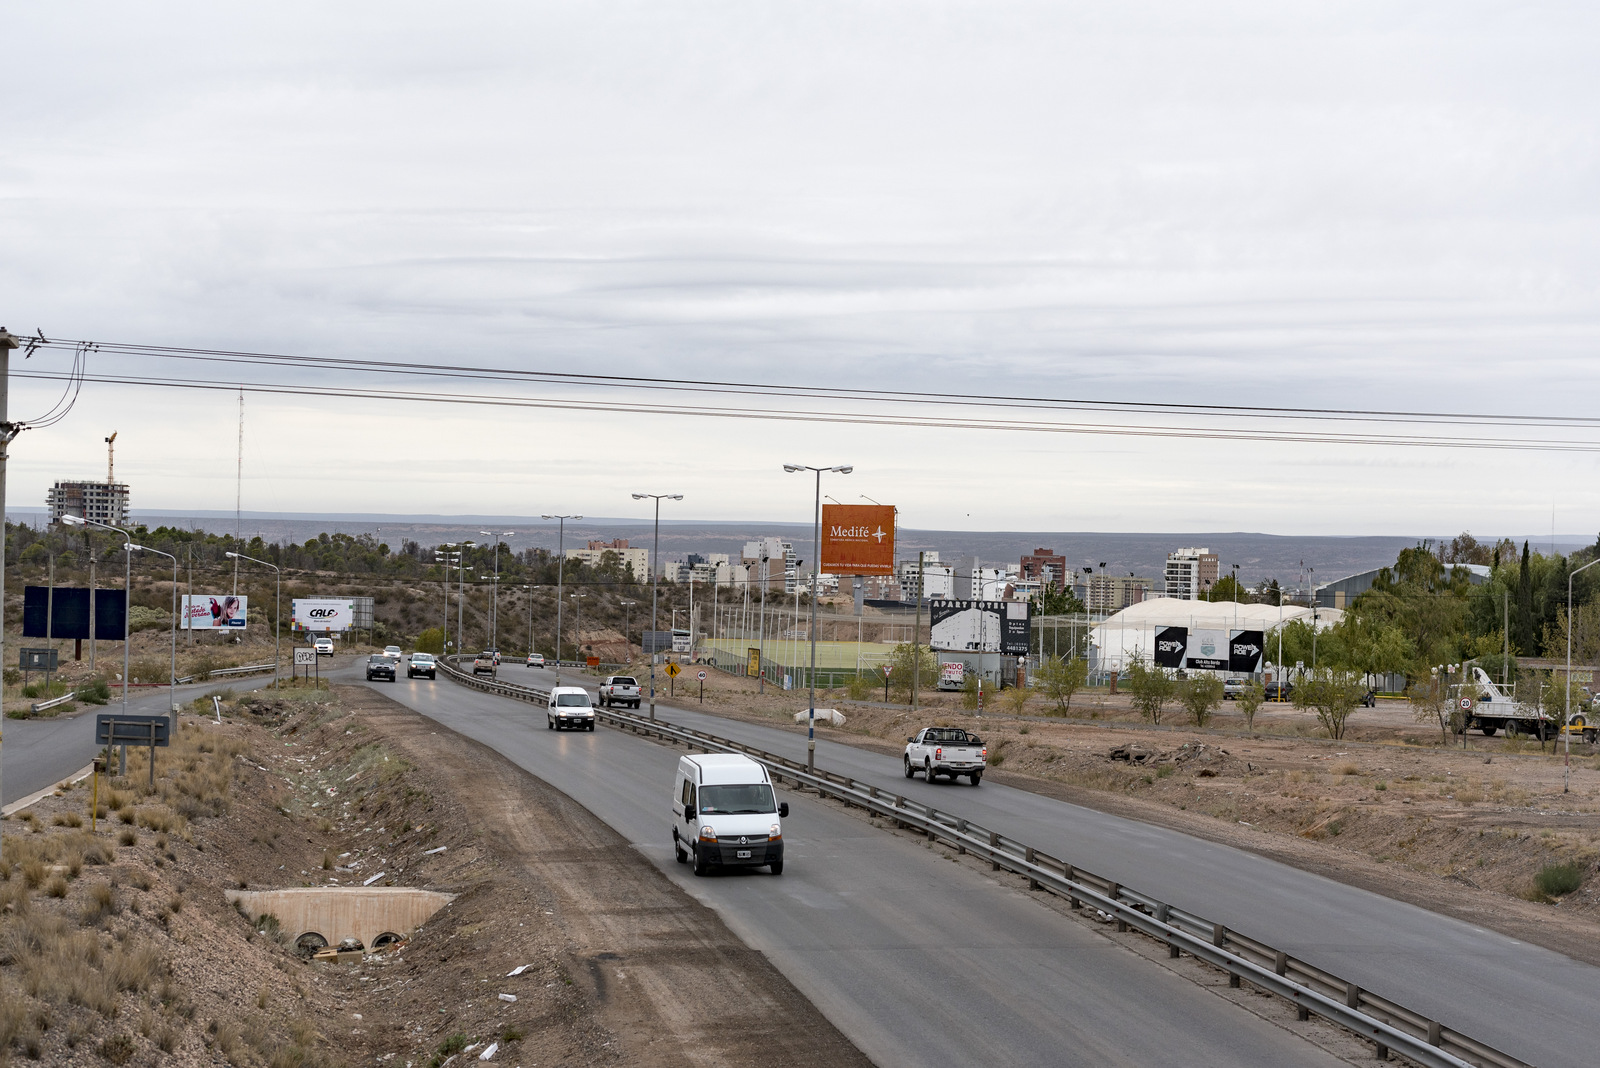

{"left": 821, "top": 505, "right": 896, "bottom": 575}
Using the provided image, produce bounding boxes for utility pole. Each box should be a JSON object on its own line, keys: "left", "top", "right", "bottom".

{"left": 0, "top": 327, "right": 21, "bottom": 843}
{"left": 542, "top": 516, "right": 580, "bottom": 686}
{"left": 632, "top": 494, "right": 682, "bottom": 720}
{"left": 912, "top": 551, "right": 925, "bottom": 710}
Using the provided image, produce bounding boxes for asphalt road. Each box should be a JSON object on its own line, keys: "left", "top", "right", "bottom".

{"left": 517, "top": 665, "right": 1593, "bottom": 1068}
{"left": 352, "top": 663, "right": 1352, "bottom": 1068}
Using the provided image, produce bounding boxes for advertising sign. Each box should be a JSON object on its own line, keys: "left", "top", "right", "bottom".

{"left": 1228, "top": 630, "right": 1265, "bottom": 673}
{"left": 747, "top": 647, "right": 761, "bottom": 677}
{"left": 1153, "top": 626, "right": 1187, "bottom": 669}
{"left": 181, "top": 594, "right": 248, "bottom": 630}
{"left": 820, "top": 504, "right": 896, "bottom": 576}
{"left": 1185, "top": 629, "right": 1229, "bottom": 672}
{"left": 22, "top": 586, "right": 126, "bottom": 641}
{"left": 671, "top": 629, "right": 692, "bottom": 654}
{"left": 292, "top": 598, "right": 353, "bottom": 632}
{"left": 929, "top": 600, "right": 1031, "bottom": 656}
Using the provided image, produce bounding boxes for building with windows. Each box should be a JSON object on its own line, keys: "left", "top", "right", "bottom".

{"left": 566, "top": 538, "right": 649, "bottom": 576}
{"left": 742, "top": 537, "right": 797, "bottom": 591}
{"left": 1019, "top": 548, "right": 1069, "bottom": 590}
{"left": 1164, "top": 547, "right": 1219, "bottom": 601}
{"left": 1084, "top": 574, "right": 1154, "bottom": 614}
{"left": 47, "top": 480, "right": 129, "bottom": 527}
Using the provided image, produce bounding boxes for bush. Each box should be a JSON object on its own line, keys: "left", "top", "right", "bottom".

{"left": 1177, "top": 674, "right": 1224, "bottom": 727}
{"left": 80, "top": 678, "right": 112, "bottom": 705}
{"left": 1534, "top": 861, "right": 1586, "bottom": 898}
{"left": 1236, "top": 680, "right": 1264, "bottom": 730}
{"left": 1036, "top": 656, "right": 1088, "bottom": 714}
{"left": 1123, "top": 657, "right": 1175, "bottom": 725}
{"left": 415, "top": 627, "right": 446, "bottom": 656}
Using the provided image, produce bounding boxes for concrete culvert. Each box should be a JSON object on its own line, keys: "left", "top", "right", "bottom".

{"left": 371, "top": 932, "right": 404, "bottom": 949}
{"left": 295, "top": 932, "right": 329, "bottom": 958}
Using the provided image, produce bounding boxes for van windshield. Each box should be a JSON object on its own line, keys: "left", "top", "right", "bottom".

{"left": 698, "top": 784, "right": 776, "bottom": 815}
{"left": 555, "top": 693, "right": 591, "bottom": 707}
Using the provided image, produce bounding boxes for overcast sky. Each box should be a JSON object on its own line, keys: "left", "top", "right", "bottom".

{"left": 5, "top": 2, "right": 1599, "bottom": 537}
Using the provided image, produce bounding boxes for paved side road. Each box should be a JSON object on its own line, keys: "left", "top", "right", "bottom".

{"left": 514, "top": 664, "right": 1592, "bottom": 1068}
{"left": 347, "top": 663, "right": 1368, "bottom": 1068}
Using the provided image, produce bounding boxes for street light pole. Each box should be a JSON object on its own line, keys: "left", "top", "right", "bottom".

{"left": 226, "top": 551, "right": 281, "bottom": 690}
{"left": 1565, "top": 557, "right": 1600, "bottom": 792}
{"left": 620, "top": 600, "right": 636, "bottom": 659}
{"left": 458, "top": 543, "right": 474, "bottom": 655}
{"left": 134, "top": 545, "right": 179, "bottom": 716}
{"left": 542, "top": 516, "right": 580, "bottom": 687}
{"left": 784, "top": 463, "right": 852, "bottom": 773}
{"left": 632, "top": 494, "right": 682, "bottom": 720}
{"left": 478, "top": 530, "right": 514, "bottom": 652}
{"left": 571, "top": 592, "right": 587, "bottom": 667}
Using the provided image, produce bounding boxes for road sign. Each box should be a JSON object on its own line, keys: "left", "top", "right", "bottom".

{"left": 697, "top": 670, "right": 707, "bottom": 681}
{"left": 1460, "top": 697, "right": 1472, "bottom": 710}
{"left": 1571, "top": 670, "right": 1594, "bottom": 684}
{"left": 96, "top": 714, "right": 170, "bottom": 748}
{"left": 664, "top": 662, "right": 681, "bottom": 679}
{"left": 19, "top": 648, "right": 56, "bottom": 671}
{"left": 293, "top": 648, "right": 316, "bottom": 667}
{"left": 883, "top": 664, "right": 892, "bottom": 675}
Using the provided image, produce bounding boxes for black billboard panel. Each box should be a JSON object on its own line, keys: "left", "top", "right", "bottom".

{"left": 1153, "top": 626, "right": 1187, "bottom": 669}
{"left": 23, "top": 586, "right": 126, "bottom": 640}
{"left": 1229, "top": 630, "right": 1265, "bottom": 673}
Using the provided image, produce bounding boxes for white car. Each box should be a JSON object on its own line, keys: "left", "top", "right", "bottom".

{"left": 313, "top": 637, "right": 334, "bottom": 657}
{"left": 526, "top": 653, "right": 546, "bottom": 668}
{"left": 383, "top": 645, "right": 403, "bottom": 660}
{"left": 547, "top": 686, "right": 596, "bottom": 731}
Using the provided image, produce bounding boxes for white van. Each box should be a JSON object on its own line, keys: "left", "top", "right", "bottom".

{"left": 672, "top": 754, "right": 788, "bottom": 876}
{"left": 547, "top": 685, "right": 596, "bottom": 731}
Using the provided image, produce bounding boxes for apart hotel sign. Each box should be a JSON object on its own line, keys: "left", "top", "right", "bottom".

{"left": 820, "top": 504, "right": 896, "bottom": 575}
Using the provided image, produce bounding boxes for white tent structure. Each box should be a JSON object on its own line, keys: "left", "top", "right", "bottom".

{"left": 1090, "top": 597, "right": 1344, "bottom": 675}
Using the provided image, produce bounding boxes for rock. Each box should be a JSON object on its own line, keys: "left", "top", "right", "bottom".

{"left": 1109, "top": 744, "right": 1158, "bottom": 765}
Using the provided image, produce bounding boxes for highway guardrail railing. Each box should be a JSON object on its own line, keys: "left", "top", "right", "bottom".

{"left": 29, "top": 690, "right": 81, "bottom": 714}
{"left": 433, "top": 660, "right": 1529, "bottom": 1068}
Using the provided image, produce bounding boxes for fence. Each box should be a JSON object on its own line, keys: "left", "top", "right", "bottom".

{"left": 433, "top": 657, "right": 1529, "bottom": 1068}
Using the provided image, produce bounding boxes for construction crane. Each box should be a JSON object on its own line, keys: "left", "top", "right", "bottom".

{"left": 104, "top": 431, "right": 117, "bottom": 484}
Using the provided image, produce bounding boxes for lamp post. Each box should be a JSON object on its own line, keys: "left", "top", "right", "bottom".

{"left": 784, "top": 463, "right": 852, "bottom": 773}
{"left": 60, "top": 514, "right": 132, "bottom": 716}
{"left": 133, "top": 545, "right": 179, "bottom": 716}
{"left": 522, "top": 584, "right": 534, "bottom": 657}
{"left": 1565, "top": 557, "right": 1600, "bottom": 792}
{"left": 571, "top": 592, "right": 588, "bottom": 668}
{"left": 458, "top": 542, "right": 475, "bottom": 656}
{"left": 226, "top": 551, "right": 280, "bottom": 691}
{"left": 478, "top": 530, "right": 514, "bottom": 652}
{"left": 631, "top": 493, "right": 682, "bottom": 721}
{"left": 436, "top": 544, "right": 463, "bottom": 654}
{"left": 541, "top": 516, "right": 580, "bottom": 687}
{"left": 620, "top": 600, "right": 636, "bottom": 660}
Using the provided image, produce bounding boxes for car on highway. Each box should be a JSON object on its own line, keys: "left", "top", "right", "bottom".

{"left": 382, "top": 645, "right": 403, "bottom": 660}
{"left": 526, "top": 653, "right": 545, "bottom": 668}
{"left": 672, "top": 753, "right": 787, "bottom": 876}
{"left": 314, "top": 637, "right": 334, "bottom": 657}
{"left": 473, "top": 651, "right": 497, "bottom": 676}
{"left": 598, "top": 675, "right": 641, "bottom": 708}
{"left": 1222, "top": 677, "right": 1247, "bottom": 700}
{"left": 364, "top": 654, "right": 396, "bottom": 682}
{"left": 407, "top": 653, "right": 437, "bottom": 679}
{"left": 547, "top": 686, "right": 596, "bottom": 731}
{"left": 905, "top": 726, "right": 986, "bottom": 785}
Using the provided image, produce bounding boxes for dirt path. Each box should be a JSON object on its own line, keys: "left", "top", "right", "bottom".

{"left": 338, "top": 685, "right": 872, "bottom": 1068}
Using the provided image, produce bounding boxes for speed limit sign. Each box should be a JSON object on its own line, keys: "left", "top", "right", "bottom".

{"left": 1460, "top": 697, "right": 1471, "bottom": 710}
{"left": 697, "top": 670, "right": 707, "bottom": 681}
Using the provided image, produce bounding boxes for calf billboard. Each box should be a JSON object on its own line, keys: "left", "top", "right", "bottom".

{"left": 292, "top": 598, "right": 353, "bottom": 632}
{"left": 820, "top": 504, "right": 896, "bottom": 576}
{"left": 929, "top": 599, "right": 1031, "bottom": 656}
{"left": 181, "top": 595, "right": 247, "bottom": 629}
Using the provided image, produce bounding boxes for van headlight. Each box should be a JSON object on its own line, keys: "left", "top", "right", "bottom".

{"left": 698, "top": 826, "right": 716, "bottom": 841}
{"left": 769, "top": 823, "right": 781, "bottom": 840}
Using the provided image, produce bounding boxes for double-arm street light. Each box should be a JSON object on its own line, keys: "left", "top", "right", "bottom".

{"left": 60, "top": 514, "right": 132, "bottom": 715}
{"left": 571, "top": 592, "right": 588, "bottom": 665}
{"left": 478, "top": 530, "right": 514, "bottom": 651}
{"left": 1566, "top": 558, "right": 1600, "bottom": 792}
{"left": 542, "top": 515, "right": 580, "bottom": 686}
{"left": 619, "top": 600, "right": 636, "bottom": 656}
{"left": 784, "top": 463, "right": 852, "bottom": 772}
{"left": 632, "top": 493, "right": 682, "bottom": 721}
{"left": 133, "top": 544, "right": 179, "bottom": 716}
{"left": 226, "top": 550, "right": 281, "bottom": 691}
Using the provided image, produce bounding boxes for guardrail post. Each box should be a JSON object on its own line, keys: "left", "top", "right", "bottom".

{"left": 1274, "top": 950, "right": 1288, "bottom": 976}
{"left": 1064, "top": 864, "right": 1081, "bottom": 909}
{"left": 1108, "top": 882, "right": 1126, "bottom": 930}
{"left": 1024, "top": 847, "right": 1040, "bottom": 890}
{"left": 1154, "top": 904, "right": 1179, "bottom": 957}
{"left": 1426, "top": 1021, "right": 1441, "bottom": 1047}
{"left": 1344, "top": 983, "right": 1360, "bottom": 1009}
{"left": 1373, "top": 1041, "right": 1388, "bottom": 1061}
{"left": 989, "top": 831, "right": 1001, "bottom": 871}
{"left": 955, "top": 819, "right": 967, "bottom": 854}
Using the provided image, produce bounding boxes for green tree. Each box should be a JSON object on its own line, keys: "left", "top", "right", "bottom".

{"left": 1408, "top": 673, "right": 1455, "bottom": 745}
{"left": 1236, "top": 680, "right": 1264, "bottom": 732}
{"left": 415, "top": 627, "right": 445, "bottom": 655}
{"left": 1294, "top": 668, "right": 1366, "bottom": 740}
{"left": 1177, "top": 673, "right": 1224, "bottom": 727}
{"left": 885, "top": 643, "right": 938, "bottom": 701}
{"left": 1206, "top": 574, "right": 1246, "bottom": 603}
{"left": 1031, "top": 584, "right": 1085, "bottom": 617}
{"left": 1123, "top": 657, "right": 1174, "bottom": 725}
{"left": 1036, "top": 655, "right": 1089, "bottom": 715}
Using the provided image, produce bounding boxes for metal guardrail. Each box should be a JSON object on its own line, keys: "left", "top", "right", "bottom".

{"left": 434, "top": 660, "right": 1530, "bottom": 1068}
{"left": 29, "top": 690, "right": 80, "bottom": 714}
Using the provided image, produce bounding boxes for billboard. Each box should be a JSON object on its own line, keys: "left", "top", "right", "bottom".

{"left": 820, "top": 504, "right": 896, "bottom": 576}
{"left": 1184, "top": 629, "right": 1229, "bottom": 671}
{"left": 1148, "top": 626, "right": 1265, "bottom": 673}
{"left": 1229, "top": 630, "right": 1265, "bottom": 673}
{"left": 292, "top": 598, "right": 353, "bottom": 632}
{"left": 1153, "top": 626, "right": 1187, "bottom": 669}
{"left": 181, "top": 595, "right": 247, "bottom": 630}
{"left": 929, "top": 599, "right": 1031, "bottom": 656}
{"left": 22, "top": 587, "right": 126, "bottom": 640}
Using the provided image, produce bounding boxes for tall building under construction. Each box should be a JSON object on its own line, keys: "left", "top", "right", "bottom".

{"left": 47, "top": 480, "right": 130, "bottom": 526}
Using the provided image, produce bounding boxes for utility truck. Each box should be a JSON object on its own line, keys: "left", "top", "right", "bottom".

{"left": 1459, "top": 666, "right": 1555, "bottom": 740}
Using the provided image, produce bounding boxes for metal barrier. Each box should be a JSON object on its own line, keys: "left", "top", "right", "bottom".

{"left": 29, "top": 690, "right": 80, "bottom": 714}
{"left": 433, "top": 660, "right": 1528, "bottom": 1068}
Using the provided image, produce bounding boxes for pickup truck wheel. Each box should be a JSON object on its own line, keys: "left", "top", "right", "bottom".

{"left": 904, "top": 757, "right": 915, "bottom": 779}
{"left": 970, "top": 772, "right": 982, "bottom": 786}
{"left": 770, "top": 860, "right": 783, "bottom": 875}
{"left": 692, "top": 846, "right": 708, "bottom": 877}
{"left": 925, "top": 759, "right": 935, "bottom": 782}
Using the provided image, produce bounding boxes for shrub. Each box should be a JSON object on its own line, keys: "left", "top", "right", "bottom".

{"left": 1177, "top": 674, "right": 1224, "bottom": 727}
{"left": 1036, "top": 656, "right": 1089, "bottom": 714}
{"left": 98, "top": 1033, "right": 136, "bottom": 1065}
{"left": 1123, "top": 657, "right": 1175, "bottom": 725}
{"left": 1236, "top": 681, "right": 1264, "bottom": 730}
{"left": 1534, "top": 861, "right": 1586, "bottom": 898}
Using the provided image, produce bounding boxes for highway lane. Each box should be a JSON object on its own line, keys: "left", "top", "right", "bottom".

{"left": 1, "top": 669, "right": 288, "bottom": 806}
{"left": 351, "top": 665, "right": 1350, "bottom": 1068}
{"left": 518, "top": 664, "right": 1593, "bottom": 1068}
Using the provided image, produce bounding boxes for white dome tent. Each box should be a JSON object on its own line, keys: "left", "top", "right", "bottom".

{"left": 1089, "top": 597, "right": 1343, "bottom": 676}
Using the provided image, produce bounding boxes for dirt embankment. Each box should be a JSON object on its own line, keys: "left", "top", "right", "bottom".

{"left": 0, "top": 684, "right": 870, "bottom": 1067}
{"left": 612, "top": 656, "right": 1600, "bottom": 964}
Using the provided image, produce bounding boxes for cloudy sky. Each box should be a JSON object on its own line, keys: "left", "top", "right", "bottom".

{"left": 5, "top": 2, "right": 1598, "bottom": 536}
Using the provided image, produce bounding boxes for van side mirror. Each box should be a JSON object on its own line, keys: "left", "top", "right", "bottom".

{"left": 684, "top": 807, "right": 696, "bottom": 822}
{"left": 907, "top": 736, "right": 915, "bottom": 742}
{"left": 778, "top": 802, "right": 789, "bottom": 818}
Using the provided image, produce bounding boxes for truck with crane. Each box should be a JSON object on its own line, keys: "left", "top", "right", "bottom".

{"left": 1459, "top": 666, "right": 1556, "bottom": 739}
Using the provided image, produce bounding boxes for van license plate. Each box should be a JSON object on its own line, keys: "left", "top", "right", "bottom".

{"left": 736, "top": 850, "right": 752, "bottom": 859}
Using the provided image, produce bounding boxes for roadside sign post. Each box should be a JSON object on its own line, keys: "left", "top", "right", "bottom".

{"left": 96, "top": 714, "right": 170, "bottom": 786}
{"left": 697, "top": 669, "right": 707, "bottom": 704}
{"left": 293, "top": 647, "right": 315, "bottom": 685}
{"left": 665, "top": 660, "right": 681, "bottom": 698}
{"left": 883, "top": 663, "right": 892, "bottom": 703}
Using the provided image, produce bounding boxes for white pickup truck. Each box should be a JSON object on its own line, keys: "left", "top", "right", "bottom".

{"left": 598, "top": 675, "right": 641, "bottom": 709}
{"left": 904, "top": 726, "right": 986, "bottom": 785}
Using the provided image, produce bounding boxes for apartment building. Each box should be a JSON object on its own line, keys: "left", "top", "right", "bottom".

{"left": 1164, "top": 547, "right": 1219, "bottom": 601}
